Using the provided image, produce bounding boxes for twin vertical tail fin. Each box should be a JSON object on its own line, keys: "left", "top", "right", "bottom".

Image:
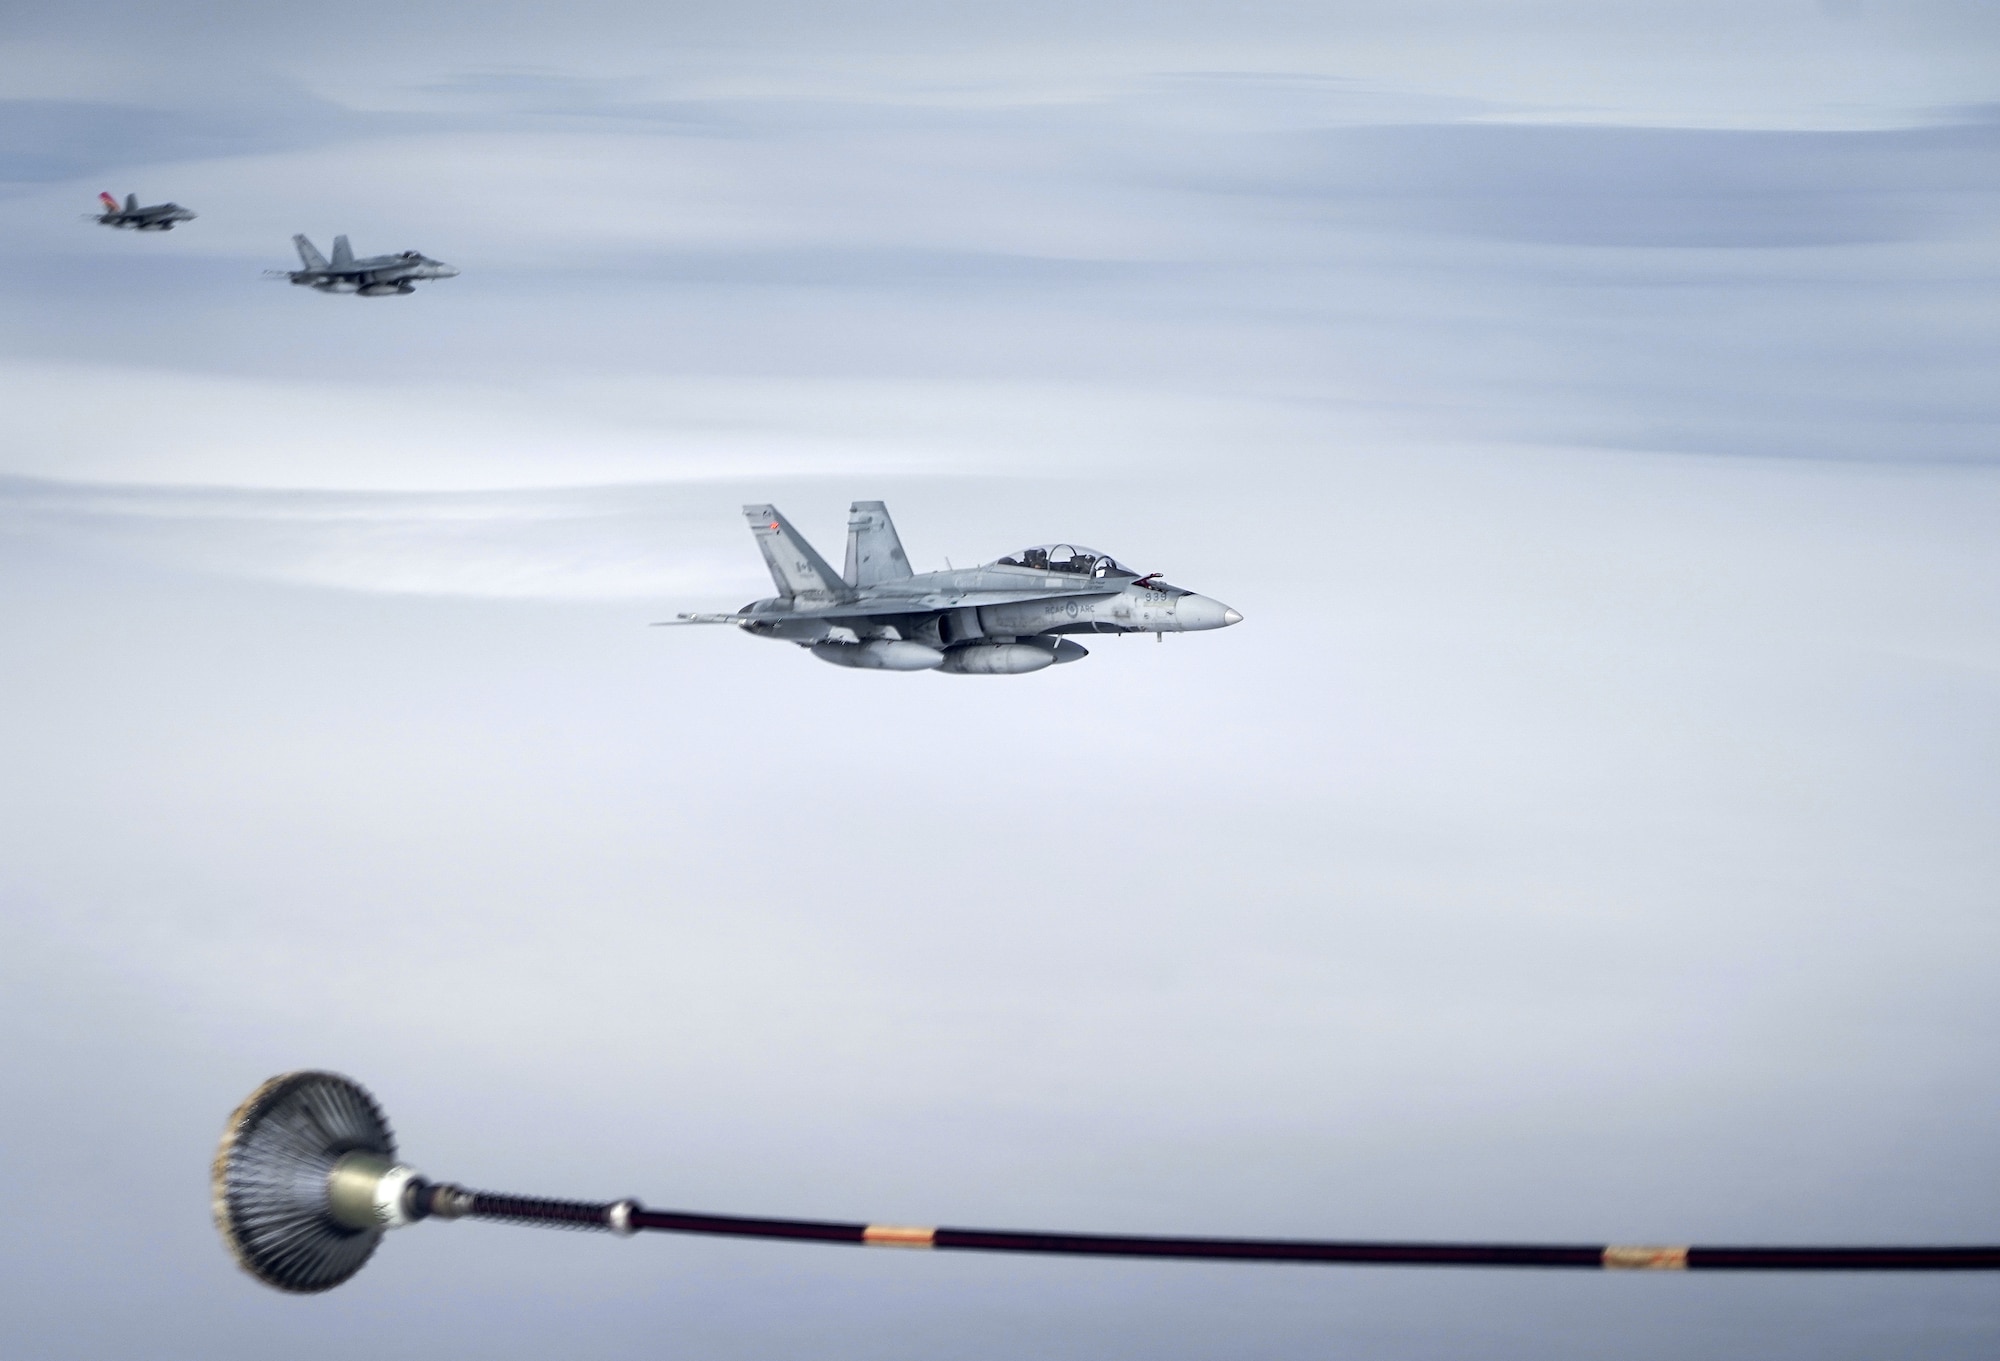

{"left": 844, "top": 501, "right": 913, "bottom": 587}
{"left": 125, "top": 192, "right": 138, "bottom": 212}
{"left": 99, "top": 192, "right": 121, "bottom": 214}
{"left": 292, "top": 235, "right": 353, "bottom": 272}
{"left": 744, "top": 505, "right": 846, "bottom": 601}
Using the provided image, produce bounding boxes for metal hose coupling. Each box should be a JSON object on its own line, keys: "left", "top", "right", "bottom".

{"left": 325, "top": 1152, "right": 430, "bottom": 1231}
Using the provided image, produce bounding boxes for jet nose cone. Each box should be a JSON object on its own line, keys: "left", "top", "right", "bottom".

{"left": 1172, "top": 594, "right": 1240, "bottom": 631}
{"left": 440, "top": 265, "right": 460, "bottom": 277}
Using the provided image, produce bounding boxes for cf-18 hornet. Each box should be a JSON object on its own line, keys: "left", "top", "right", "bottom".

{"left": 95, "top": 191, "right": 196, "bottom": 231}
{"left": 667, "top": 502, "right": 1242, "bottom": 674}
{"left": 279, "top": 234, "right": 459, "bottom": 295}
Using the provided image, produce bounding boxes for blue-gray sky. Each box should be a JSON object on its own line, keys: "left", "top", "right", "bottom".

{"left": 3, "top": 5, "right": 2000, "bottom": 1358}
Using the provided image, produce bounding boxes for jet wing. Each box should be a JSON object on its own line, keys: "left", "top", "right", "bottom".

{"left": 657, "top": 586, "right": 1123, "bottom": 626}
{"left": 786, "top": 586, "right": 1124, "bottom": 618}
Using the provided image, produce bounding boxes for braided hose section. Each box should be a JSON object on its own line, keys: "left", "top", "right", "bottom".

{"left": 464, "top": 1190, "right": 623, "bottom": 1231}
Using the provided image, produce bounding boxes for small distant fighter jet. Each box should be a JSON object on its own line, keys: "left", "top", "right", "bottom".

{"left": 96, "top": 191, "right": 196, "bottom": 231}
{"left": 280, "top": 234, "right": 459, "bottom": 295}
{"left": 668, "top": 502, "right": 1242, "bottom": 674}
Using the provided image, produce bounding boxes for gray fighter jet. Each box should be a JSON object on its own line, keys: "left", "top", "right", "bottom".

{"left": 280, "top": 234, "right": 459, "bottom": 294}
{"left": 668, "top": 502, "right": 1242, "bottom": 674}
{"left": 96, "top": 191, "right": 196, "bottom": 231}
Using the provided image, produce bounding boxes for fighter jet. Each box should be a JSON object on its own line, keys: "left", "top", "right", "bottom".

{"left": 279, "top": 234, "right": 459, "bottom": 295}
{"left": 95, "top": 191, "right": 196, "bottom": 231}
{"left": 668, "top": 502, "right": 1242, "bottom": 674}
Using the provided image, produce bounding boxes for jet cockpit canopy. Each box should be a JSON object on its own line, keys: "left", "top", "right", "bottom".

{"left": 995, "top": 544, "right": 1135, "bottom": 578}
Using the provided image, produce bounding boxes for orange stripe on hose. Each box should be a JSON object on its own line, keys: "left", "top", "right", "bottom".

{"left": 1603, "top": 1245, "right": 1689, "bottom": 1270}
{"left": 864, "top": 1225, "right": 937, "bottom": 1249}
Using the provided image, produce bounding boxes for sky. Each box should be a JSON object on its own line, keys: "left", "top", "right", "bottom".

{"left": 3, "top": 3, "right": 2000, "bottom": 1357}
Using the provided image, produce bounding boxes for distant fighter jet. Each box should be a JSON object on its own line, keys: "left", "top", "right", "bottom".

{"left": 669, "top": 502, "right": 1242, "bottom": 673}
{"left": 96, "top": 191, "right": 196, "bottom": 231}
{"left": 280, "top": 234, "right": 459, "bottom": 295}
